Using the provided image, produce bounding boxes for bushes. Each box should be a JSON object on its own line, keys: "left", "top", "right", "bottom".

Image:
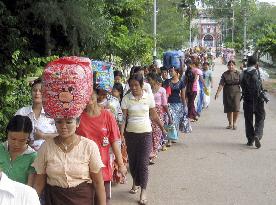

{"left": 0, "top": 76, "right": 31, "bottom": 141}
{"left": 0, "top": 51, "right": 58, "bottom": 141}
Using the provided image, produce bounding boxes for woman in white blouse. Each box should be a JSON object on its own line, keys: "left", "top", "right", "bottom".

{"left": 32, "top": 117, "right": 106, "bottom": 205}
{"left": 15, "top": 78, "right": 57, "bottom": 150}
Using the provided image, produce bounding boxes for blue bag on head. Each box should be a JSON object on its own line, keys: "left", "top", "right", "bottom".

{"left": 163, "top": 50, "right": 184, "bottom": 69}
{"left": 164, "top": 124, "right": 178, "bottom": 141}
{"left": 92, "top": 60, "right": 114, "bottom": 92}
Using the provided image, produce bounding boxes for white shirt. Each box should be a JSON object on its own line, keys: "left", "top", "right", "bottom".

{"left": 121, "top": 91, "right": 155, "bottom": 133}
{"left": 0, "top": 172, "right": 40, "bottom": 205}
{"left": 15, "top": 105, "right": 56, "bottom": 150}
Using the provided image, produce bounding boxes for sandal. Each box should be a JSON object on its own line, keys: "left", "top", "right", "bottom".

{"left": 226, "top": 125, "right": 232, "bottom": 129}
{"left": 232, "top": 125, "right": 237, "bottom": 130}
{"left": 166, "top": 141, "right": 172, "bottom": 147}
{"left": 129, "top": 186, "right": 140, "bottom": 194}
{"left": 139, "top": 199, "right": 148, "bottom": 205}
{"left": 149, "top": 158, "right": 155, "bottom": 165}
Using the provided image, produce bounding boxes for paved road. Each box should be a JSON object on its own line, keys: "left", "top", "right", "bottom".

{"left": 112, "top": 60, "right": 276, "bottom": 205}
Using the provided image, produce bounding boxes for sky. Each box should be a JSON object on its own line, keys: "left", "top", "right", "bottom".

{"left": 257, "top": 0, "right": 276, "bottom": 5}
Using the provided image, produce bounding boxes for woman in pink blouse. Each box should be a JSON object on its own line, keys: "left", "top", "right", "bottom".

{"left": 147, "top": 73, "right": 172, "bottom": 163}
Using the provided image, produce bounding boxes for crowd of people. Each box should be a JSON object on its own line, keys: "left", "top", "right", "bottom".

{"left": 0, "top": 46, "right": 267, "bottom": 205}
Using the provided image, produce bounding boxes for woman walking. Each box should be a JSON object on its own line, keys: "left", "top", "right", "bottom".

{"left": 121, "top": 73, "right": 166, "bottom": 205}
{"left": 15, "top": 78, "right": 57, "bottom": 151}
{"left": 32, "top": 117, "right": 106, "bottom": 205}
{"left": 76, "top": 92, "right": 127, "bottom": 204}
{"left": 167, "top": 67, "right": 186, "bottom": 144}
{"left": 215, "top": 60, "right": 241, "bottom": 129}
{"left": 147, "top": 73, "right": 172, "bottom": 162}
{"left": 32, "top": 56, "right": 105, "bottom": 204}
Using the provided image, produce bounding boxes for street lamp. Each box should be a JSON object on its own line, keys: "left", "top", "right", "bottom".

{"left": 179, "top": 2, "right": 192, "bottom": 48}
{"left": 231, "top": 4, "right": 235, "bottom": 44}
{"left": 242, "top": 0, "right": 247, "bottom": 52}
{"left": 189, "top": 6, "right": 192, "bottom": 48}
{"left": 153, "top": 0, "right": 157, "bottom": 60}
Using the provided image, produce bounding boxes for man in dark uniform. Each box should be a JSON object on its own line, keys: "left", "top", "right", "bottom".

{"left": 241, "top": 56, "right": 266, "bottom": 149}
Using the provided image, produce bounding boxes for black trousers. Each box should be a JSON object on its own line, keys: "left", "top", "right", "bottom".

{"left": 243, "top": 101, "right": 265, "bottom": 143}
{"left": 125, "top": 132, "right": 152, "bottom": 189}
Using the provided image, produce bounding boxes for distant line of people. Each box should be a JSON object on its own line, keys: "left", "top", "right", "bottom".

{"left": 0, "top": 47, "right": 266, "bottom": 205}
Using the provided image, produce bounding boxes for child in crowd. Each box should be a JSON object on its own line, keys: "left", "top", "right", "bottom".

{"left": 202, "top": 62, "right": 213, "bottom": 108}
{"left": 112, "top": 83, "right": 124, "bottom": 103}
{"left": 114, "top": 70, "right": 125, "bottom": 89}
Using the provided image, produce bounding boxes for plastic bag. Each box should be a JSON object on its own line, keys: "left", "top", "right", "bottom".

{"left": 164, "top": 124, "right": 178, "bottom": 141}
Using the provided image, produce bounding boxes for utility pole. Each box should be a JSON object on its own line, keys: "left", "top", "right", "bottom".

{"left": 189, "top": 6, "right": 192, "bottom": 48}
{"left": 225, "top": 20, "right": 228, "bottom": 39}
{"left": 182, "top": 12, "right": 185, "bottom": 49}
{"left": 232, "top": 5, "right": 235, "bottom": 44}
{"left": 153, "top": 0, "right": 157, "bottom": 60}
{"left": 243, "top": 0, "right": 247, "bottom": 52}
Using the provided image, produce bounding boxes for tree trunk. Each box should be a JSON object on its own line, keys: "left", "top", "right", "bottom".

{"left": 71, "top": 26, "right": 80, "bottom": 55}
{"left": 44, "top": 24, "right": 52, "bottom": 56}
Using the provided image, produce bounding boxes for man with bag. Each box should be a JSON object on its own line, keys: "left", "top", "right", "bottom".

{"left": 240, "top": 56, "right": 267, "bottom": 149}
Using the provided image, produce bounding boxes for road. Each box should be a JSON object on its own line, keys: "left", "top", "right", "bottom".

{"left": 112, "top": 59, "right": 276, "bottom": 205}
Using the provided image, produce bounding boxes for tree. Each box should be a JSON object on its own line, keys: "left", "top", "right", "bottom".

{"left": 104, "top": 0, "right": 153, "bottom": 65}
{"left": 257, "top": 24, "right": 276, "bottom": 57}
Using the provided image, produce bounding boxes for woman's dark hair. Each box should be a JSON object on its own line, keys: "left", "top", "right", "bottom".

{"left": 114, "top": 70, "right": 123, "bottom": 78}
{"left": 147, "top": 72, "right": 162, "bottom": 83}
{"left": 6, "top": 115, "right": 33, "bottom": 134}
{"left": 169, "top": 67, "right": 180, "bottom": 74}
{"left": 133, "top": 66, "right": 143, "bottom": 74}
{"left": 113, "top": 82, "right": 124, "bottom": 100}
{"left": 227, "top": 60, "right": 236, "bottom": 66}
{"left": 129, "top": 66, "right": 136, "bottom": 77}
{"left": 202, "top": 62, "right": 209, "bottom": 66}
{"left": 128, "top": 73, "right": 144, "bottom": 88}
{"left": 30, "top": 77, "right": 42, "bottom": 88}
{"left": 160, "top": 66, "right": 168, "bottom": 72}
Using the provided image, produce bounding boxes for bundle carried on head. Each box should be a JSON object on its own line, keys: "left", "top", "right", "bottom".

{"left": 92, "top": 60, "right": 114, "bottom": 92}
{"left": 42, "top": 56, "right": 93, "bottom": 119}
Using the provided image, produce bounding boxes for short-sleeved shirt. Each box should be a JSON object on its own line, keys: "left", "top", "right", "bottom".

{"left": 168, "top": 80, "right": 185, "bottom": 103}
{"left": 219, "top": 70, "right": 240, "bottom": 88}
{"left": 154, "top": 87, "right": 167, "bottom": 106}
{"left": 32, "top": 137, "right": 104, "bottom": 188}
{"left": 0, "top": 142, "right": 36, "bottom": 184}
{"left": 15, "top": 106, "right": 56, "bottom": 150}
{"left": 192, "top": 68, "right": 203, "bottom": 92}
{"left": 76, "top": 110, "right": 120, "bottom": 181}
{"left": 0, "top": 172, "right": 40, "bottom": 205}
{"left": 121, "top": 91, "right": 155, "bottom": 133}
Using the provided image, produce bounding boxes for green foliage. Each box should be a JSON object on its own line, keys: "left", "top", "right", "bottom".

{"left": 257, "top": 24, "right": 276, "bottom": 57}
{"left": 0, "top": 76, "right": 31, "bottom": 141}
{"left": 142, "top": 0, "right": 196, "bottom": 55}
{"left": 205, "top": 0, "right": 276, "bottom": 54}
{"left": 224, "top": 41, "right": 243, "bottom": 52}
{"left": 0, "top": 51, "right": 58, "bottom": 142}
{"left": 104, "top": 0, "right": 153, "bottom": 65}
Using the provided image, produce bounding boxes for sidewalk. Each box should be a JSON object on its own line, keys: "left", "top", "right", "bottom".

{"left": 112, "top": 59, "right": 276, "bottom": 205}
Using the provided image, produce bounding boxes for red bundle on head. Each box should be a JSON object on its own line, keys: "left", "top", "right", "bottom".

{"left": 42, "top": 56, "right": 93, "bottom": 119}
